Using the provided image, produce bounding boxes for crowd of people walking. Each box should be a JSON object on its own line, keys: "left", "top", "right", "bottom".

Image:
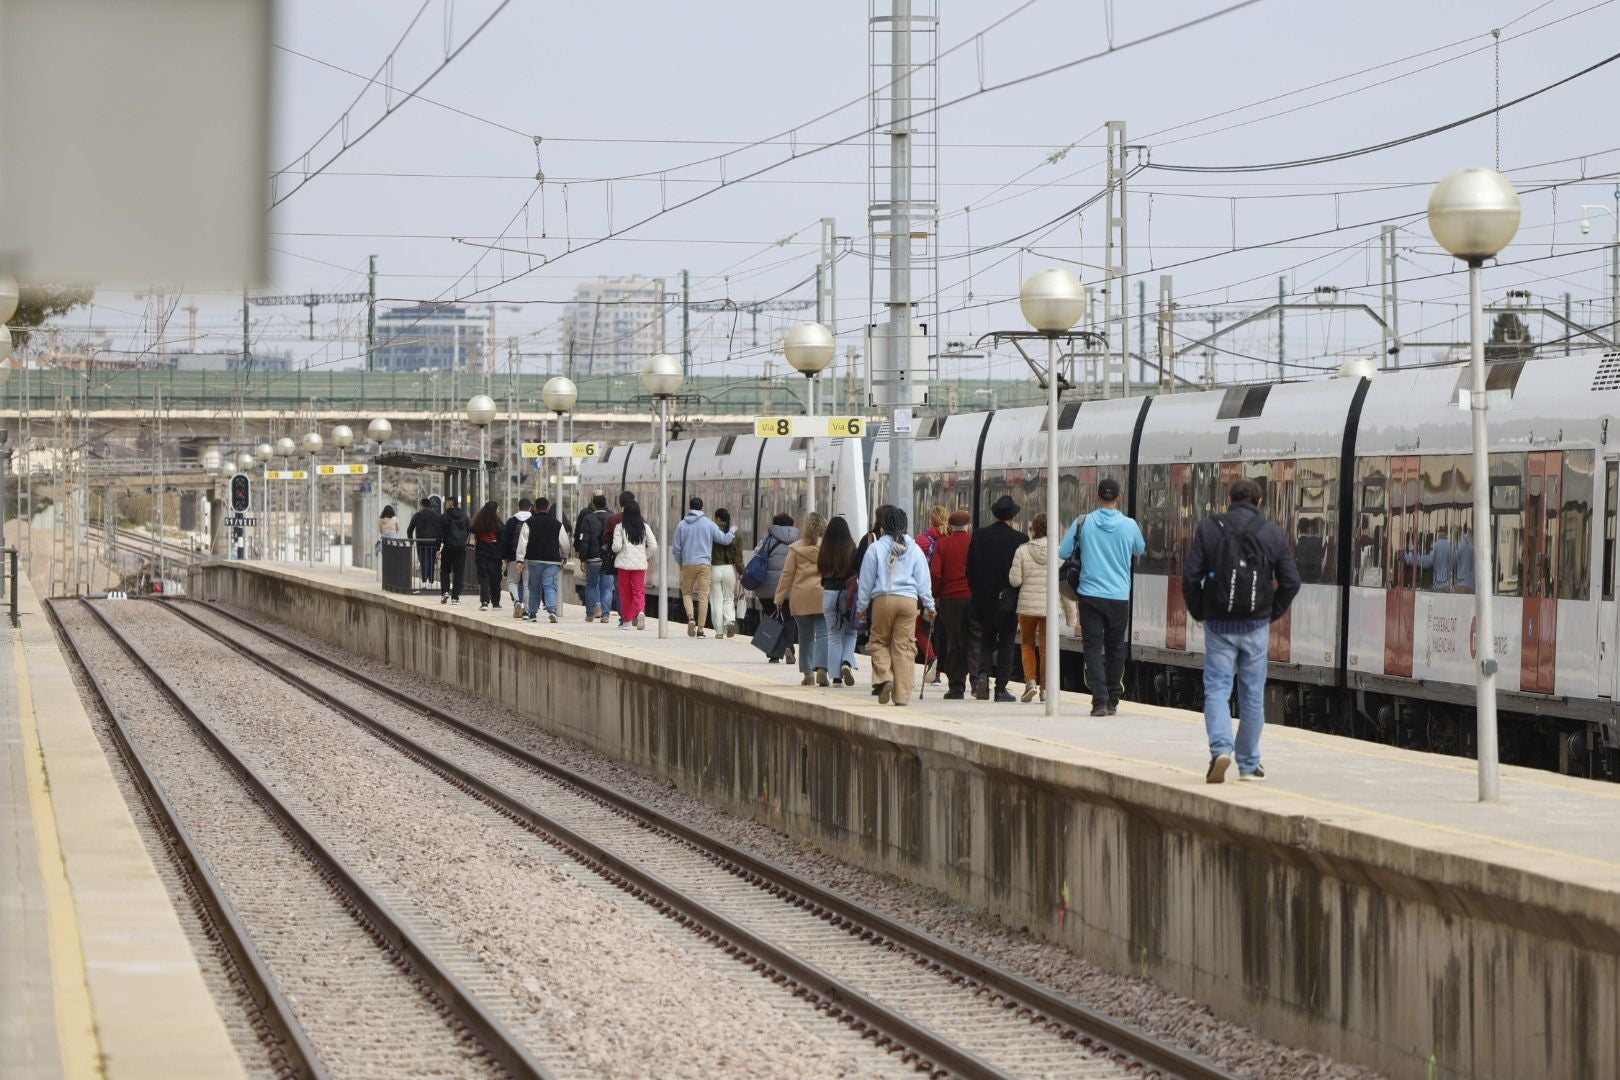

{"left": 398, "top": 473, "right": 1298, "bottom": 782}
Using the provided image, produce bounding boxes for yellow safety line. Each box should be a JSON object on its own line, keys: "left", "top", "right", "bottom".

{"left": 14, "top": 629, "right": 103, "bottom": 1079}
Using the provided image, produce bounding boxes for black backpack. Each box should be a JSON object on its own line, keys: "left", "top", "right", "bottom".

{"left": 1206, "top": 511, "right": 1274, "bottom": 618}
{"left": 575, "top": 509, "right": 607, "bottom": 561}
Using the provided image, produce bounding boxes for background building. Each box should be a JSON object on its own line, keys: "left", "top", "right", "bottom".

{"left": 562, "top": 277, "right": 666, "bottom": 376}
{"left": 374, "top": 304, "right": 490, "bottom": 372}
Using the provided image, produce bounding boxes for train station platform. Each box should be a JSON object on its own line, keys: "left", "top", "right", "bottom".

{"left": 2, "top": 573, "right": 243, "bottom": 1079}
{"left": 192, "top": 559, "right": 1620, "bottom": 1080}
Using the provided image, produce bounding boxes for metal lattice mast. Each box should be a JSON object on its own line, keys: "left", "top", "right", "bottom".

{"left": 868, "top": 0, "right": 938, "bottom": 519}
{"left": 1102, "top": 121, "right": 1129, "bottom": 398}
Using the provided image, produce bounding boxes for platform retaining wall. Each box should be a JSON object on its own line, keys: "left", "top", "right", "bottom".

{"left": 191, "top": 563, "right": 1619, "bottom": 1080}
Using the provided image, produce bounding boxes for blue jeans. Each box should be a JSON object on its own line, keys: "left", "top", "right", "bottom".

{"left": 526, "top": 562, "right": 560, "bottom": 617}
{"left": 794, "top": 613, "right": 827, "bottom": 674}
{"left": 583, "top": 561, "right": 611, "bottom": 616}
{"left": 822, "top": 588, "right": 858, "bottom": 672}
{"left": 1203, "top": 622, "right": 1270, "bottom": 773}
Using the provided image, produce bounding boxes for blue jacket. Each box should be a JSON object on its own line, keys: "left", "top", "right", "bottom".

{"left": 1060, "top": 508, "right": 1144, "bottom": 602}
{"left": 672, "top": 510, "right": 735, "bottom": 567}
{"left": 857, "top": 535, "right": 936, "bottom": 613}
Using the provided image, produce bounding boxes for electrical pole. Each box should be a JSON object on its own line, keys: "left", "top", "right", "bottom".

{"left": 886, "top": 0, "right": 914, "bottom": 520}
{"left": 1137, "top": 279, "right": 1147, "bottom": 385}
{"left": 1103, "top": 120, "right": 1129, "bottom": 398}
{"left": 1277, "top": 277, "right": 1286, "bottom": 378}
{"left": 681, "top": 269, "right": 691, "bottom": 370}
{"left": 367, "top": 254, "right": 378, "bottom": 372}
{"left": 1157, "top": 275, "right": 1175, "bottom": 394}
{"left": 1380, "top": 225, "right": 1401, "bottom": 369}
{"left": 241, "top": 290, "right": 251, "bottom": 371}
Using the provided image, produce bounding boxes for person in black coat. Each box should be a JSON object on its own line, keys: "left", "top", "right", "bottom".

{"left": 406, "top": 497, "right": 442, "bottom": 586}
{"left": 437, "top": 496, "right": 472, "bottom": 604}
{"left": 965, "top": 494, "right": 1029, "bottom": 702}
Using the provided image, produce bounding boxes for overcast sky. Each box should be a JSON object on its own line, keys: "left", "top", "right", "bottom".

{"left": 66, "top": 0, "right": 1620, "bottom": 386}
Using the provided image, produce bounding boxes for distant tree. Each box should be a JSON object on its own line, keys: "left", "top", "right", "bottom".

{"left": 9, "top": 283, "right": 96, "bottom": 345}
{"left": 1485, "top": 312, "right": 1533, "bottom": 361}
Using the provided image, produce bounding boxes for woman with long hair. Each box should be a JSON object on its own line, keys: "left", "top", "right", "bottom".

{"left": 855, "top": 506, "right": 936, "bottom": 705}
{"left": 610, "top": 499, "right": 658, "bottom": 629}
{"left": 470, "top": 500, "right": 505, "bottom": 611}
{"left": 776, "top": 511, "right": 827, "bottom": 684}
{"left": 818, "top": 515, "right": 860, "bottom": 686}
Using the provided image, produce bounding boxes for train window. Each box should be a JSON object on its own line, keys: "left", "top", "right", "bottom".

{"left": 1058, "top": 402, "right": 1082, "bottom": 430}
{"left": 1559, "top": 450, "right": 1593, "bottom": 601}
{"left": 1604, "top": 461, "right": 1618, "bottom": 601}
{"left": 1354, "top": 458, "right": 1388, "bottom": 588}
{"left": 717, "top": 436, "right": 736, "bottom": 455}
{"left": 1295, "top": 458, "right": 1338, "bottom": 585}
{"left": 1215, "top": 384, "right": 1271, "bottom": 419}
{"left": 1450, "top": 360, "right": 1528, "bottom": 405}
{"left": 1138, "top": 465, "right": 1170, "bottom": 574}
{"left": 1489, "top": 453, "right": 1524, "bottom": 597}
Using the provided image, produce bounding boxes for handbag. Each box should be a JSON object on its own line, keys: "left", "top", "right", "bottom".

{"left": 995, "top": 585, "right": 1020, "bottom": 620}
{"left": 750, "top": 608, "right": 788, "bottom": 655}
{"left": 1059, "top": 515, "right": 1085, "bottom": 600}
{"left": 741, "top": 537, "right": 777, "bottom": 592}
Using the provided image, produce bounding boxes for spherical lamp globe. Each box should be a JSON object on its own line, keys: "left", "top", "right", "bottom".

{"left": 366, "top": 418, "right": 393, "bottom": 445}
{"left": 1019, "top": 268, "right": 1086, "bottom": 333}
{"left": 236, "top": 452, "right": 256, "bottom": 472}
{"left": 641, "top": 353, "right": 684, "bottom": 398}
{"left": 1427, "top": 167, "right": 1521, "bottom": 262}
{"left": 465, "top": 394, "right": 497, "bottom": 427}
{"left": 253, "top": 442, "right": 274, "bottom": 463}
{"left": 783, "top": 322, "right": 836, "bottom": 376}
{"left": 330, "top": 424, "right": 354, "bottom": 450}
{"left": 300, "top": 431, "right": 322, "bottom": 456}
{"left": 0, "top": 275, "right": 18, "bottom": 325}
{"left": 541, "top": 377, "right": 578, "bottom": 414}
{"left": 274, "top": 436, "right": 296, "bottom": 459}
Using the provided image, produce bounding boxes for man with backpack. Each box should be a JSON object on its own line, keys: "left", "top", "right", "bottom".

{"left": 574, "top": 491, "right": 613, "bottom": 623}
{"left": 1063, "top": 477, "right": 1145, "bottom": 716}
{"left": 437, "top": 496, "right": 471, "bottom": 605}
{"left": 1182, "top": 478, "right": 1300, "bottom": 784}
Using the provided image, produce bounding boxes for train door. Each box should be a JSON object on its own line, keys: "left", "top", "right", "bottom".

{"left": 1165, "top": 463, "right": 1192, "bottom": 650}
{"left": 1522, "top": 450, "right": 1561, "bottom": 694}
{"left": 1268, "top": 459, "right": 1296, "bottom": 662}
{"left": 1601, "top": 458, "right": 1618, "bottom": 699}
{"left": 1384, "top": 456, "right": 1420, "bottom": 678}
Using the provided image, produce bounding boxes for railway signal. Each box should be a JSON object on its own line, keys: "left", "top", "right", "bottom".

{"left": 230, "top": 473, "right": 251, "bottom": 512}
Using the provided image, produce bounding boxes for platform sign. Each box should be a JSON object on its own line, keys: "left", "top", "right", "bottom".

{"left": 753, "top": 416, "right": 866, "bottom": 438}
{"left": 223, "top": 515, "right": 256, "bottom": 528}
{"left": 315, "top": 463, "right": 369, "bottom": 476}
{"left": 521, "top": 442, "right": 598, "bottom": 458}
{"left": 544, "top": 475, "right": 582, "bottom": 485}
{"left": 265, "top": 469, "right": 307, "bottom": 480}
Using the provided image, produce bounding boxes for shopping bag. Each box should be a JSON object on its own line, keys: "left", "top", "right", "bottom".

{"left": 751, "top": 609, "right": 788, "bottom": 655}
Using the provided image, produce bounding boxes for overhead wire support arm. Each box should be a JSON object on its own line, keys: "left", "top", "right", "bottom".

{"left": 974, "top": 328, "right": 1105, "bottom": 392}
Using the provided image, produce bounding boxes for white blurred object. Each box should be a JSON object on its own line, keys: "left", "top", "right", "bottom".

{"left": 0, "top": 0, "right": 271, "bottom": 284}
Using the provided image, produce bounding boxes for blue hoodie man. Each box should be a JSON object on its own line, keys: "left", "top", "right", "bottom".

{"left": 671, "top": 496, "right": 736, "bottom": 636}
{"left": 1059, "top": 476, "right": 1145, "bottom": 716}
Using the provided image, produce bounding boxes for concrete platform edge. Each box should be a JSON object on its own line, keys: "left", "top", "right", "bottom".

{"left": 22, "top": 581, "right": 245, "bottom": 1079}
{"left": 197, "top": 561, "right": 1620, "bottom": 1080}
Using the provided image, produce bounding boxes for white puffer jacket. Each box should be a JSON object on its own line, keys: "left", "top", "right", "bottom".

{"left": 610, "top": 523, "right": 658, "bottom": 572}
{"left": 1008, "top": 536, "right": 1078, "bottom": 625}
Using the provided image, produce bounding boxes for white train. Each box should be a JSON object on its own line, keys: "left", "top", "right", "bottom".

{"left": 581, "top": 352, "right": 1620, "bottom": 779}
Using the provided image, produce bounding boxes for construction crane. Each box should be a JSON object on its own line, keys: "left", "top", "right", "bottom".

{"left": 248, "top": 291, "right": 369, "bottom": 340}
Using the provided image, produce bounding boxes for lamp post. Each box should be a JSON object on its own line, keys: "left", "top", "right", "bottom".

{"left": 274, "top": 436, "right": 296, "bottom": 560}
{"left": 465, "top": 395, "right": 497, "bottom": 507}
{"left": 252, "top": 443, "right": 272, "bottom": 559}
{"left": 1427, "top": 166, "right": 1521, "bottom": 803}
{"left": 541, "top": 376, "right": 578, "bottom": 524}
{"left": 301, "top": 431, "right": 323, "bottom": 566}
{"left": 1578, "top": 189, "right": 1620, "bottom": 338}
{"left": 783, "top": 322, "right": 836, "bottom": 515}
{"left": 331, "top": 425, "right": 354, "bottom": 571}
{"left": 1020, "top": 269, "right": 1088, "bottom": 719}
{"left": 641, "top": 354, "right": 684, "bottom": 639}
{"left": 367, "top": 418, "right": 392, "bottom": 579}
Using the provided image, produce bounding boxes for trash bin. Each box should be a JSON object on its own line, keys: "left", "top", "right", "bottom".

{"left": 381, "top": 536, "right": 415, "bottom": 593}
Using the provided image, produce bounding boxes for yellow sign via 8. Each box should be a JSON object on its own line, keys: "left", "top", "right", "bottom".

{"left": 754, "top": 416, "right": 867, "bottom": 438}
{"left": 521, "top": 442, "right": 598, "bottom": 458}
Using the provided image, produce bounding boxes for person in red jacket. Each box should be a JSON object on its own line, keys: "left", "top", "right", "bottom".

{"left": 929, "top": 509, "right": 974, "bottom": 699}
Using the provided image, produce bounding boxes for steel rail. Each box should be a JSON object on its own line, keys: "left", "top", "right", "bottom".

{"left": 46, "top": 599, "right": 329, "bottom": 1080}
{"left": 156, "top": 598, "right": 1006, "bottom": 1078}
{"left": 170, "top": 597, "right": 1234, "bottom": 1080}
{"left": 76, "top": 600, "right": 551, "bottom": 1080}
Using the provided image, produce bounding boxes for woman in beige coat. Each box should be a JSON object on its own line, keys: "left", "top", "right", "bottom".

{"left": 1008, "top": 513, "right": 1076, "bottom": 702}
{"left": 775, "top": 512, "right": 826, "bottom": 685}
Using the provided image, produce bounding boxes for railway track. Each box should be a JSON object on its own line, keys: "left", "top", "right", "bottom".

{"left": 49, "top": 598, "right": 549, "bottom": 1080}
{"left": 157, "top": 595, "right": 1233, "bottom": 1080}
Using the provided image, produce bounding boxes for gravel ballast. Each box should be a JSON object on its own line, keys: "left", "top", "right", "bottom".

{"left": 191, "top": 598, "right": 1381, "bottom": 1080}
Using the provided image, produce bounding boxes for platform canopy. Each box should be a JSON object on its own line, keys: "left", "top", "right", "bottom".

{"left": 372, "top": 451, "right": 495, "bottom": 508}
